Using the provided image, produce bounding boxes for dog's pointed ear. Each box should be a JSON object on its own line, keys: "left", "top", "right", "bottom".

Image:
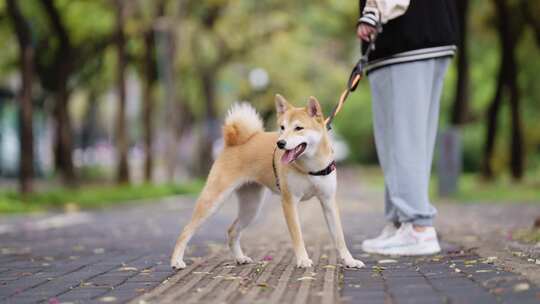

{"left": 307, "top": 96, "right": 323, "bottom": 118}
{"left": 275, "top": 94, "right": 290, "bottom": 115}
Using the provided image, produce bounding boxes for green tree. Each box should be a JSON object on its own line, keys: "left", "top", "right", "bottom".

{"left": 33, "top": 0, "right": 114, "bottom": 184}
{"left": 113, "top": 0, "right": 129, "bottom": 184}
{"left": 6, "top": 0, "right": 34, "bottom": 194}
{"left": 482, "top": 0, "right": 525, "bottom": 180}
{"left": 451, "top": 0, "right": 470, "bottom": 125}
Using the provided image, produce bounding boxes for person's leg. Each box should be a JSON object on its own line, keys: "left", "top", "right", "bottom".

{"left": 369, "top": 58, "right": 448, "bottom": 227}
{"left": 361, "top": 76, "right": 402, "bottom": 252}
{"left": 413, "top": 57, "right": 451, "bottom": 231}
{"left": 370, "top": 73, "right": 400, "bottom": 225}
{"left": 384, "top": 186, "right": 400, "bottom": 225}
{"left": 426, "top": 58, "right": 451, "bottom": 184}
{"left": 363, "top": 58, "right": 451, "bottom": 255}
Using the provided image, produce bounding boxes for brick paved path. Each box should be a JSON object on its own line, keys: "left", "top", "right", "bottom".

{"left": 1, "top": 169, "right": 539, "bottom": 303}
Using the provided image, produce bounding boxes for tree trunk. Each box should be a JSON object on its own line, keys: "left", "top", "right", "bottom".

{"left": 197, "top": 69, "right": 219, "bottom": 176}
{"left": 115, "top": 0, "right": 129, "bottom": 184}
{"left": 7, "top": 0, "right": 34, "bottom": 194}
{"left": 40, "top": 0, "right": 77, "bottom": 184}
{"left": 81, "top": 92, "right": 99, "bottom": 149}
{"left": 143, "top": 30, "right": 155, "bottom": 183}
{"left": 483, "top": 0, "right": 525, "bottom": 180}
{"left": 496, "top": 0, "right": 524, "bottom": 181}
{"left": 451, "top": 0, "right": 470, "bottom": 125}
{"left": 499, "top": 0, "right": 524, "bottom": 180}
{"left": 54, "top": 80, "right": 76, "bottom": 183}
{"left": 19, "top": 47, "right": 34, "bottom": 193}
{"left": 162, "top": 29, "right": 179, "bottom": 181}
{"left": 506, "top": 48, "right": 524, "bottom": 180}
{"left": 481, "top": 68, "right": 504, "bottom": 179}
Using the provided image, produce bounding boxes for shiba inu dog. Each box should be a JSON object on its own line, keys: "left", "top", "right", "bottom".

{"left": 170, "top": 94, "right": 365, "bottom": 269}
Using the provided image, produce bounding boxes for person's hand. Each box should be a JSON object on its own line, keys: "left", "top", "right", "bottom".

{"left": 356, "top": 23, "right": 377, "bottom": 42}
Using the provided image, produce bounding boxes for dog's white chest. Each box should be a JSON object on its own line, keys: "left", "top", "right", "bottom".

{"left": 286, "top": 170, "right": 336, "bottom": 201}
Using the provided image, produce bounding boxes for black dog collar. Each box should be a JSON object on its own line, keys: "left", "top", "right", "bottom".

{"left": 309, "top": 161, "right": 336, "bottom": 176}
{"left": 272, "top": 147, "right": 336, "bottom": 192}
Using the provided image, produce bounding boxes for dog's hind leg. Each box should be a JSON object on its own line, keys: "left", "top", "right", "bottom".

{"left": 170, "top": 173, "right": 242, "bottom": 269}
{"left": 228, "top": 183, "right": 266, "bottom": 264}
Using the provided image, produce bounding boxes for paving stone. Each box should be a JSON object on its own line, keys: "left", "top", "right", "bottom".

{"left": 126, "top": 272, "right": 172, "bottom": 283}
{"left": 96, "top": 282, "right": 156, "bottom": 303}
{"left": 383, "top": 270, "right": 424, "bottom": 278}
{"left": 341, "top": 293, "right": 386, "bottom": 303}
{"left": 0, "top": 170, "right": 538, "bottom": 303}
{"left": 56, "top": 287, "right": 111, "bottom": 301}
{"left": 88, "top": 274, "right": 131, "bottom": 287}
{"left": 393, "top": 296, "right": 446, "bottom": 304}
{"left": 445, "top": 295, "right": 498, "bottom": 304}
{"left": 0, "top": 287, "right": 15, "bottom": 297}
{"left": 4, "top": 294, "right": 50, "bottom": 304}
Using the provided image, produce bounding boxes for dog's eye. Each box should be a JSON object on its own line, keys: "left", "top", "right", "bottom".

{"left": 295, "top": 126, "right": 304, "bottom": 131}
{"left": 280, "top": 125, "right": 285, "bottom": 131}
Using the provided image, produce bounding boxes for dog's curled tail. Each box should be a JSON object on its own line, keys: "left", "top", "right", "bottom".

{"left": 223, "top": 102, "right": 264, "bottom": 147}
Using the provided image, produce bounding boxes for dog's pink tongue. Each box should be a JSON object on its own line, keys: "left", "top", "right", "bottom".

{"left": 281, "top": 150, "right": 295, "bottom": 164}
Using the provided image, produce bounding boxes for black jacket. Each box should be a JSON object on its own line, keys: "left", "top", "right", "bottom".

{"left": 359, "top": 0, "right": 458, "bottom": 72}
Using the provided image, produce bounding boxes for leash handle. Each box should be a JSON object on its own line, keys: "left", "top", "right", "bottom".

{"left": 325, "top": 22, "right": 382, "bottom": 130}
{"left": 349, "top": 23, "right": 382, "bottom": 91}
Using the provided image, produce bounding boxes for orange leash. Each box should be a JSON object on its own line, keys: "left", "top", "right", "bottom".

{"left": 324, "top": 73, "right": 362, "bottom": 128}
{"left": 324, "top": 27, "right": 380, "bottom": 130}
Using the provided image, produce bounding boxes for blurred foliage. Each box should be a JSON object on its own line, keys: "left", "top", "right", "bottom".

{"left": 204, "top": 0, "right": 540, "bottom": 178}
{"left": 359, "top": 165, "right": 540, "bottom": 204}
{"left": 451, "top": 172, "right": 540, "bottom": 203}
{"left": 513, "top": 228, "right": 540, "bottom": 244}
{"left": 0, "top": 181, "right": 203, "bottom": 214}
{"left": 0, "top": 0, "right": 538, "bottom": 189}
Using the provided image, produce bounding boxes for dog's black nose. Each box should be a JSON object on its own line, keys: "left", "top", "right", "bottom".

{"left": 277, "top": 140, "right": 286, "bottom": 149}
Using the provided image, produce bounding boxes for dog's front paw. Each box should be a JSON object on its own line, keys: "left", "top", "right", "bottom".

{"left": 171, "top": 258, "right": 186, "bottom": 270}
{"left": 343, "top": 258, "right": 365, "bottom": 269}
{"left": 296, "top": 257, "right": 313, "bottom": 268}
{"left": 235, "top": 255, "right": 253, "bottom": 265}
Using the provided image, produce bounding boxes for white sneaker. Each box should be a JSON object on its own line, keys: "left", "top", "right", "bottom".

{"left": 361, "top": 223, "right": 398, "bottom": 253}
{"left": 365, "top": 223, "right": 441, "bottom": 256}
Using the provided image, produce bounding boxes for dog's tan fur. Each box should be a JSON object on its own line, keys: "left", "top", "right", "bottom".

{"left": 170, "top": 95, "right": 364, "bottom": 269}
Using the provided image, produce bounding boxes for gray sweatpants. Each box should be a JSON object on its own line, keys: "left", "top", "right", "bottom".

{"left": 368, "top": 57, "right": 451, "bottom": 226}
